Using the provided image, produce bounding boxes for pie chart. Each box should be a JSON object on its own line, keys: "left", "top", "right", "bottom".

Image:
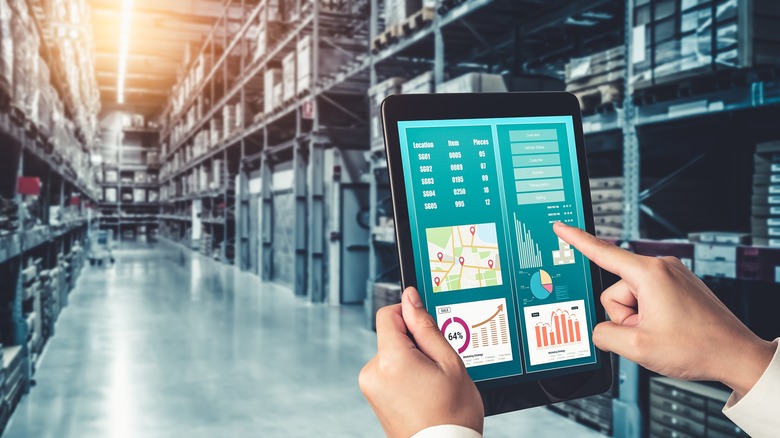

{"left": 530, "top": 270, "right": 554, "bottom": 300}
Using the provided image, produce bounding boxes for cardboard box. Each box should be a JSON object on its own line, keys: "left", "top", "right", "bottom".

{"left": 436, "top": 73, "right": 507, "bottom": 94}
{"left": 133, "top": 189, "right": 146, "bottom": 203}
{"left": 282, "top": 51, "right": 296, "bottom": 102}
{"left": 401, "top": 71, "right": 434, "bottom": 94}
{"left": 694, "top": 243, "right": 737, "bottom": 263}
{"left": 694, "top": 259, "right": 736, "bottom": 279}
{"left": 264, "top": 68, "right": 282, "bottom": 114}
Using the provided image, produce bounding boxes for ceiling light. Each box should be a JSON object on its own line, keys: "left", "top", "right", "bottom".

{"left": 117, "top": 0, "right": 133, "bottom": 104}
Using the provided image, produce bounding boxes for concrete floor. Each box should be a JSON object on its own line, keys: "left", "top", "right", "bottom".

{"left": 4, "top": 242, "right": 604, "bottom": 437}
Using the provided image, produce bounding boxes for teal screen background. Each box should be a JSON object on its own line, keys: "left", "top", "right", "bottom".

{"left": 398, "top": 116, "right": 600, "bottom": 383}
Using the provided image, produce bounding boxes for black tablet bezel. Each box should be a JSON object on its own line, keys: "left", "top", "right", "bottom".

{"left": 381, "top": 92, "right": 612, "bottom": 415}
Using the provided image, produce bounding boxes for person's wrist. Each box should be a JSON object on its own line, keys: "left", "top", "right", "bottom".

{"left": 718, "top": 335, "right": 776, "bottom": 399}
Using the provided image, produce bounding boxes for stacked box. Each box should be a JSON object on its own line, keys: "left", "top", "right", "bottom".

{"left": 631, "top": 0, "right": 780, "bottom": 89}
{"left": 0, "top": 0, "right": 12, "bottom": 94}
{"left": 222, "top": 104, "right": 242, "bottom": 139}
{"left": 565, "top": 46, "right": 624, "bottom": 112}
{"left": 133, "top": 188, "right": 146, "bottom": 203}
{"left": 254, "top": 1, "right": 283, "bottom": 61}
{"left": 752, "top": 141, "right": 780, "bottom": 247}
{"left": 209, "top": 119, "right": 220, "bottom": 147}
{"left": 435, "top": 73, "right": 507, "bottom": 93}
{"left": 689, "top": 232, "right": 749, "bottom": 278}
{"left": 368, "top": 77, "right": 405, "bottom": 149}
{"left": 104, "top": 188, "right": 117, "bottom": 203}
{"left": 282, "top": 52, "right": 296, "bottom": 102}
{"left": 549, "top": 392, "right": 614, "bottom": 436}
{"left": 296, "top": 34, "right": 351, "bottom": 95}
{"left": 264, "top": 68, "right": 282, "bottom": 114}
{"left": 401, "top": 71, "right": 434, "bottom": 94}
{"left": 650, "top": 377, "right": 746, "bottom": 437}
{"left": 10, "top": 0, "right": 34, "bottom": 113}
{"left": 590, "top": 177, "right": 624, "bottom": 239}
{"left": 385, "top": 0, "right": 435, "bottom": 28}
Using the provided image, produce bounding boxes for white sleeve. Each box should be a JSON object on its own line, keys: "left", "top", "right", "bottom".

{"left": 722, "top": 338, "right": 780, "bottom": 438}
{"left": 411, "top": 425, "right": 482, "bottom": 438}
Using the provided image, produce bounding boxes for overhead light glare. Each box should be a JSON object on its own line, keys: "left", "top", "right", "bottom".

{"left": 117, "top": 0, "right": 133, "bottom": 104}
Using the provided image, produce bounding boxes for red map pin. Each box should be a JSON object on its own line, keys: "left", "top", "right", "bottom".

{"left": 488, "top": 260, "right": 494, "bottom": 269}
{"left": 469, "top": 226, "right": 476, "bottom": 235}
{"left": 434, "top": 277, "right": 440, "bottom": 286}
{"left": 437, "top": 252, "right": 443, "bottom": 261}
{"left": 459, "top": 256, "right": 465, "bottom": 265}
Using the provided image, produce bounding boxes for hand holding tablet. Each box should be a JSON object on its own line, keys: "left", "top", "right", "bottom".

{"left": 379, "top": 92, "right": 612, "bottom": 413}
{"left": 360, "top": 92, "right": 778, "bottom": 437}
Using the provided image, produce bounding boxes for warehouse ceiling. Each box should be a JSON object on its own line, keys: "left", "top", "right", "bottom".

{"left": 89, "top": 0, "right": 231, "bottom": 117}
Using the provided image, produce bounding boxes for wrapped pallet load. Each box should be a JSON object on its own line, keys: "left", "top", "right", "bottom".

{"left": 436, "top": 72, "right": 507, "bottom": 93}
{"left": 282, "top": 51, "right": 296, "bottom": 103}
{"left": 631, "top": 0, "right": 780, "bottom": 89}
{"left": 0, "top": 0, "right": 12, "bottom": 96}
{"left": 296, "top": 34, "right": 350, "bottom": 96}
{"left": 10, "top": 0, "right": 33, "bottom": 114}
{"left": 264, "top": 68, "right": 282, "bottom": 114}
{"left": 565, "top": 46, "right": 624, "bottom": 112}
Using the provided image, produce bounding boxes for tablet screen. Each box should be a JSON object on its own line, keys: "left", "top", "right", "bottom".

{"left": 397, "top": 116, "right": 601, "bottom": 383}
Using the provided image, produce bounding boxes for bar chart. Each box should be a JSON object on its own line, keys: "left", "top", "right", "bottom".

{"left": 514, "top": 214, "right": 543, "bottom": 269}
{"left": 534, "top": 309, "right": 581, "bottom": 348}
{"left": 523, "top": 299, "right": 592, "bottom": 366}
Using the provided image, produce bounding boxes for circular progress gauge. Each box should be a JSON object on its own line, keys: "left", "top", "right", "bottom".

{"left": 440, "top": 317, "right": 471, "bottom": 354}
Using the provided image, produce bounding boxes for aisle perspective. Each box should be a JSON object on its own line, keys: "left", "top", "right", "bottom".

{"left": 0, "top": 0, "right": 778, "bottom": 436}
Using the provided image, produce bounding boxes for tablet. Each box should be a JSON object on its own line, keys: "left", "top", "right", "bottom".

{"left": 381, "top": 92, "right": 612, "bottom": 415}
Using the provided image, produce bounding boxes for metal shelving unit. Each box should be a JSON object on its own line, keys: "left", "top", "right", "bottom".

{"left": 97, "top": 127, "right": 162, "bottom": 242}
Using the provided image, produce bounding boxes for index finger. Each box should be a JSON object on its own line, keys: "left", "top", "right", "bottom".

{"left": 375, "top": 304, "right": 416, "bottom": 352}
{"left": 553, "top": 222, "right": 646, "bottom": 284}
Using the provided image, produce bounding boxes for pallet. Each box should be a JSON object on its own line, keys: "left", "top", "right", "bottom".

{"left": 633, "top": 66, "right": 780, "bottom": 106}
{"left": 569, "top": 81, "right": 623, "bottom": 114}
{"left": 548, "top": 404, "right": 612, "bottom": 436}
{"left": 399, "top": 7, "right": 435, "bottom": 36}
{"left": 371, "top": 24, "right": 401, "bottom": 53}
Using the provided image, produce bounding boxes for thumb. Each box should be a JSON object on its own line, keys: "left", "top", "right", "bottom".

{"left": 592, "top": 321, "right": 640, "bottom": 360}
{"left": 401, "top": 287, "right": 460, "bottom": 363}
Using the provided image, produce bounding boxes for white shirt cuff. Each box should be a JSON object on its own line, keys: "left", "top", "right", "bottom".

{"left": 412, "top": 425, "right": 482, "bottom": 438}
{"left": 722, "top": 338, "right": 780, "bottom": 438}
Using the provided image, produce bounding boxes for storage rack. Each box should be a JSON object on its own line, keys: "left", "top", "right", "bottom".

{"left": 0, "top": 0, "right": 98, "bottom": 430}
{"left": 98, "top": 126, "right": 162, "bottom": 242}
{"left": 157, "top": 0, "right": 372, "bottom": 300}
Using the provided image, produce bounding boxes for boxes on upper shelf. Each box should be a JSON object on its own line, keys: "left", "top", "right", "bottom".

{"left": 436, "top": 73, "right": 507, "bottom": 94}
{"left": 134, "top": 173, "right": 146, "bottom": 184}
{"left": 222, "top": 104, "right": 242, "bottom": 139}
{"left": 401, "top": 71, "right": 434, "bottom": 95}
{"left": 565, "top": 46, "right": 624, "bottom": 112}
{"left": 282, "top": 52, "right": 296, "bottom": 103}
{"left": 752, "top": 140, "right": 780, "bottom": 247}
{"left": 264, "top": 68, "right": 282, "bottom": 114}
{"left": 104, "top": 188, "right": 117, "bottom": 203}
{"left": 133, "top": 189, "right": 146, "bottom": 203}
{"left": 631, "top": 0, "right": 780, "bottom": 89}
{"left": 689, "top": 232, "right": 748, "bottom": 278}
{"left": 295, "top": 35, "right": 351, "bottom": 95}
{"left": 104, "top": 170, "right": 118, "bottom": 183}
{"left": 590, "top": 177, "right": 625, "bottom": 238}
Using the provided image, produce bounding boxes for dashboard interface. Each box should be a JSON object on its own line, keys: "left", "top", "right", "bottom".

{"left": 398, "top": 116, "right": 600, "bottom": 382}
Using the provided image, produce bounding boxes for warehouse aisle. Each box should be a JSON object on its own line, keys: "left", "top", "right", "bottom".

{"left": 4, "top": 242, "right": 602, "bottom": 438}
